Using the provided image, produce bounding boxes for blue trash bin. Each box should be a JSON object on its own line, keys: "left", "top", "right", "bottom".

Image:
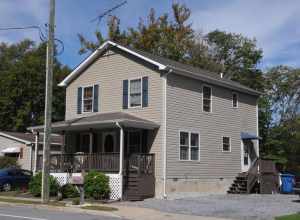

{"left": 280, "top": 174, "right": 295, "bottom": 193}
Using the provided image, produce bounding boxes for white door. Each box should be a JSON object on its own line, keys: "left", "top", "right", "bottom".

{"left": 241, "top": 141, "right": 250, "bottom": 172}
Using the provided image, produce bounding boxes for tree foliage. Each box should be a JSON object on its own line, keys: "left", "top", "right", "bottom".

{"left": 78, "top": 3, "right": 263, "bottom": 91}
{"left": 265, "top": 66, "right": 300, "bottom": 123}
{"left": 0, "top": 40, "right": 70, "bottom": 131}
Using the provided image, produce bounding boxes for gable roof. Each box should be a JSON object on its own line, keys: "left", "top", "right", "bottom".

{"left": 59, "top": 41, "right": 261, "bottom": 96}
{"left": 0, "top": 131, "right": 62, "bottom": 145}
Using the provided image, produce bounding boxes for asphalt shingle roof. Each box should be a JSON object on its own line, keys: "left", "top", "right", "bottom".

{"left": 0, "top": 131, "right": 62, "bottom": 144}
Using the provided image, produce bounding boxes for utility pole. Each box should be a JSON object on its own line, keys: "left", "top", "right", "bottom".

{"left": 42, "top": 0, "right": 55, "bottom": 204}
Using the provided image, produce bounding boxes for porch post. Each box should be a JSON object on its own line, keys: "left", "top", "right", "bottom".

{"left": 61, "top": 131, "right": 66, "bottom": 154}
{"left": 34, "top": 132, "right": 39, "bottom": 174}
{"left": 116, "top": 122, "right": 124, "bottom": 200}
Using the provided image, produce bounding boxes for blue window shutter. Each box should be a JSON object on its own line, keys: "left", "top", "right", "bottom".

{"left": 77, "top": 87, "right": 82, "bottom": 114}
{"left": 93, "top": 84, "right": 99, "bottom": 112}
{"left": 123, "top": 80, "right": 128, "bottom": 109}
{"left": 142, "top": 76, "right": 148, "bottom": 107}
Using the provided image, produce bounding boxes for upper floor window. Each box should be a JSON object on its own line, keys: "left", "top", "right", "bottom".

{"left": 203, "top": 86, "right": 212, "bottom": 112}
{"left": 129, "top": 78, "right": 142, "bottom": 107}
{"left": 232, "top": 93, "right": 238, "bottom": 108}
{"left": 180, "top": 131, "right": 200, "bottom": 161}
{"left": 83, "top": 86, "right": 94, "bottom": 112}
{"left": 222, "top": 136, "right": 231, "bottom": 152}
{"left": 123, "top": 77, "right": 148, "bottom": 109}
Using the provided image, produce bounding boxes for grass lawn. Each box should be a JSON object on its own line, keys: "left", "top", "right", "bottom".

{"left": 81, "top": 205, "right": 118, "bottom": 212}
{"left": 275, "top": 213, "right": 300, "bottom": 220}
{"left": 0, "top": 197, "right": 66, "bottom": 207}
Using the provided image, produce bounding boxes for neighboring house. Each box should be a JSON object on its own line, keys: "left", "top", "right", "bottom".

{"left": 29, "top": 41, "right": 261, "bottom": 200}
{"left": 0, "top": 132, "right": 62, "bottom": 171}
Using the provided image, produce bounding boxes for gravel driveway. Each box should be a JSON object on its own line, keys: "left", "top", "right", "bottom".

{"left": 123, "top": 194, "right": 300, "bottom": 220}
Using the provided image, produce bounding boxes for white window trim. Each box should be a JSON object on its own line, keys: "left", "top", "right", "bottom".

{"left": 82, "top": 85, "right": 94, "bottom": 113}
{"left": 202, "top": 85, "right": 212, "bottom": 113}
{"left": 128, "top": 77, "right": 143, "bottom": 109}
{"left": 179, "top": 130, "right": 200, "bottom": 161}
{"left": 222, "top": 136, "right": 231, "bottom": 153}
{"left": 232, "top": 92, "right": 238, "bottom": 108}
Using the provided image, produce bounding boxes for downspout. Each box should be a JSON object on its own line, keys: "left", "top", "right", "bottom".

{"left": 162, "top": 68, "right": 173, "bottom": 199}
{"left": 116, "top": 122, "right": 124, "bottom": 200}
{"left": 256, "top": 102, "right": 260, "bottom": 157}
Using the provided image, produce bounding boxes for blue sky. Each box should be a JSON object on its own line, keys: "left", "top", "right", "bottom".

{"left": 0, "top": 0, "right": 299, "bottom": 70}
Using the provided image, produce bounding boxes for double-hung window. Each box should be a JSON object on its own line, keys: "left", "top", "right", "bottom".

{"left": 203, "top": 86, "right": 212, "bottom": 112}
{"left": 180, "top": 131, "right": 200, "bottom": 161}
{"left": 83, "top": 86, "right": 93, "bottom": 112}
{"left": 222, "top": 136, "right": 231, "bottom": 152}
{"left": 129, "top": 78, "right": 142, "bottom": 107}
{"left": 232, "top": 93, "right": 238, "bottom": 108}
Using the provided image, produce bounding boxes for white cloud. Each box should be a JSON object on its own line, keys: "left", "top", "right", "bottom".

{"left": 191, "top": 0, "right": 300, "bottom": 67}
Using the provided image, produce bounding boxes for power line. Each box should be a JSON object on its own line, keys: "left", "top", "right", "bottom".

{"left": 0, "top": 24, "right": 64, "bottom": 55}
{"left": 90, "top": 0, "right": 127, "bottom": 24}
{"left": 0, "top": 25, "right": 47, "bottom": 42}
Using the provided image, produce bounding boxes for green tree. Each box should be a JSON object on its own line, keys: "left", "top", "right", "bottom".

{"left": 265, "top": 66, "right": 300, "bottom": 123}
{"left": 206, "top": 30, "right": 264, "bottom": 90}
{"left": 261, "top": 66, "right": 300, "bottom": 171}
{"left": 0, "top": 40, "right": 70, "bottom": 131}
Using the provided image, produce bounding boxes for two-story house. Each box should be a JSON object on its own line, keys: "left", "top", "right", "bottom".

{"left": 29, "top": 41, "right": 261, "bottom": 200}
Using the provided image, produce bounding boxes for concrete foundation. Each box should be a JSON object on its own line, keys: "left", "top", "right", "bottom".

{"left": 155, "top": 178, "right": 233, "bottom": 198}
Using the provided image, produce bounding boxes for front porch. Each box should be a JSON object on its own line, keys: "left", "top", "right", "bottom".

{"left": 29, "top": 112, "right": 159, "bottom": 201}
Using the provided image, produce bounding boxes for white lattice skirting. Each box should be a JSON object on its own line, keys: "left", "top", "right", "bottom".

{"left": 50, "top": 173, "right": 122, "bottom": 200}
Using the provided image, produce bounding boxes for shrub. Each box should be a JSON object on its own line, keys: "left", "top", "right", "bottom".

{"left": 72, "top": 198, "right": 80, "bottom": 205}
{"left": 60, "top": 184, "right": 79, "bottom": 199}
{"left": 29, "top": 172, "right": 60, "bottom": 197}
{"left": 0, "top": 156, "right": 19, "bottom": 169}
{"left": 84, "top": 171, "right": 110, "bottom": 200}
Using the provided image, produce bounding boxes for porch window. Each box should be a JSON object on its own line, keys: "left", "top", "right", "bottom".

{"left": 129, "top": 78, "right": 142, "bottom": 107}
{"left": 222, "top": 136, "right": 231, "bottom": 152}
{"left": 128, "top": 131, "right": 141, "bottom": 154}
{"left": 180, "top": 131, "right": 200, "bottom": 161}
{"left": 203, "top": 86, "right": 212, "bottom": 112}
{"left": 79, "top": 133, "right": 90, "bottom": 153}
{"left": 232, "top": 93, "right": 238, "bottom": 108}
{"left": 83, "top": 86, "right": 93, "bottom": 112}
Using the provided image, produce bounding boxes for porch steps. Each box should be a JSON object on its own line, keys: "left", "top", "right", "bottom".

{"left": 124, "top": 174, "right": 145, "bottom": 201}
{"left": 227, "top": 173, "right": 248, "bottom": 194}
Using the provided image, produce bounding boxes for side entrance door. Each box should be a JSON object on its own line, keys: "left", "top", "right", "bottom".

{"left": 241, "top": 140, "right": 257, "bottom": 172}
{"left": 241, "top": 140, "right": 250, "bottom": 172}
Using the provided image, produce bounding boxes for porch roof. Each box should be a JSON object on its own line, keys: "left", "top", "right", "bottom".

{"left": 28, "top": 112, "right": 160, "bottom": 132}
{"left": 241, "top": 132, "right": 262, "bottom": 140}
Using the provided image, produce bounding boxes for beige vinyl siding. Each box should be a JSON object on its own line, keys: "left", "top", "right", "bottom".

{"left": 18, "top": 145, "right": 32, "bottom": 171}
{"left": 166, "top": 73, "right": 258, "bottom": 179}
{"left": 65, "top": 49, "right": 164, "bottom": 177}
{"left": 0, "top": 136, "right": 21, "bottom": 156}
{"left": 0, "top": 136, "right": 32, "bottom": 170}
